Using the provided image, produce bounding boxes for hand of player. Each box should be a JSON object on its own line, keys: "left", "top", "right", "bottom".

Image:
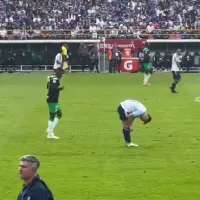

{"left": 129, "top": 127, "right": 133, "bottom": 132}
{"left": 59, "top": 85, "right": 64, "bottom": 90}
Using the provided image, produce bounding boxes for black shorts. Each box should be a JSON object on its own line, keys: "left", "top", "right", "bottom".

{"left": 172, "top": 71, "right": 181, "bottom": 80}
{"left": 117, "top": 104, "right": 128, "bottom": 121}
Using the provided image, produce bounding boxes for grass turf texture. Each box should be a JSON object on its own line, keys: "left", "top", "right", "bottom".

{"left": 0, "top": 73, "right": 200, "bottom": 200}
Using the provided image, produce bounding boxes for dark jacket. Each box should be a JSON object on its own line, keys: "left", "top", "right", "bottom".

{"left": 78, "top": 44, "right": 89, "bottom": 56}
{"left": 89, "top": 47, "right": 99, "bottom": 60}
{"left": 17, "top": 176, "right": 54, "bottom": 200}
{"left": 111, "top": 47, "right": 118, "bottom": 59}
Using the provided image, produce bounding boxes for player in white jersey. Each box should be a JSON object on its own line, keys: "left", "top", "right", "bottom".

{"left": 117, "top": 100, "right": 152, "bottom": 147}
{"left": 53, "top": 52, "right": 63, "bottom": 70}
{"left": 170, "top": 49, "right": 182, "bottom": 93}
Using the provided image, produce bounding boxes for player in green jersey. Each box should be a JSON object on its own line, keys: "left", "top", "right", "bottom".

{"left": 143, "top": 42, "right": 153, "bottom": 86}
{"left": 46, "top": 67, "right": 64, "bottom": 139}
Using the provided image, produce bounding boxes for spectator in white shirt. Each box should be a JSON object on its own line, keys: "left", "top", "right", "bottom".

{"left": 89, "top": 23, "right": 97, "bottom": 33}
{"left": 0, "top": 27, "right": 7, "bottom": 38}
{"left": 146, "top": 22, "right": 154, "bottom": 33}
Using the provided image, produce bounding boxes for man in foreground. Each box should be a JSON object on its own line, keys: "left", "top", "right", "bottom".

{"left": 17, "top": 155, "right": 54, "bottom": 200}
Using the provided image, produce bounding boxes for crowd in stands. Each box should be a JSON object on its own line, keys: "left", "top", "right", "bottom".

{"left": 0, "top": 0, "right": 200, "bottom": 39}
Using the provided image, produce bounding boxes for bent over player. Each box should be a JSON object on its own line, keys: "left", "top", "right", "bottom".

{"left": 46, "top": 67, "right": 64, "bottom": 139}
{"left": 117, "top": 100, "right": 152, "bottom": 147}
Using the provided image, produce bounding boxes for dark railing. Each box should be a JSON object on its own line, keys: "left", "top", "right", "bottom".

{"left": 0, "top": 29, "right": 200, "bottom": 40}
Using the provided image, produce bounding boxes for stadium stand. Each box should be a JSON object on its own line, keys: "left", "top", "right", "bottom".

{"left": 0, "top": 0, "right": 199, "bottom": 39}
{"left": 0, "top": 0, "right": 200, "bottom": 72}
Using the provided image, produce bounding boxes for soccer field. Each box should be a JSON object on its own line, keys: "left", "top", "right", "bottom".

{"left": 0, "top": 73, "right": 200, "bottom": 200}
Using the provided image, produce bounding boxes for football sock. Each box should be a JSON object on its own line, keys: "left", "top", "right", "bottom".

{"left": 48, "top": 120, "right": 54, "bottom": 134}
{"left": 123, "top": 127, "right": 131, "bottom": 143}
{"left": 143, "top": 74, "right": 147, "bottom": 84}
{"left": 171, "top": 82, "right": 176, "bottom": 91}
{"left": 53, "top": 117, "right": 59, "bottom": 129}
{"left": 146, "top": 74, "right": 151, "bottom": 83}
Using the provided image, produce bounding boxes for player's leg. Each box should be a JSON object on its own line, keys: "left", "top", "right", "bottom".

{"left": 90, "top": 60, "right": 94, "bottom": 72}
{"left": 122, "top": 118, "right": 138, "bottom": 147}
{"left": 146, "top": 67, "right": 152, "bottom": 84}
{"left": 170, "top": 71, "right": 180, "bottom": 93}
{"left": 47, "top": 103, "right": 59, "bottom": 139}
{"left": 143, "top": 71, "right": 151, "bottom": 86}
{"left": 175, "top": 72, "right": 181, "bottom": 90}
{"left": 53, "top": 105, "right": 62, "bottom": 129}
{"left": 95, "top": 59, "right": 100, "bottom": 73}
{"left": 117, "top": 105, "right": 138, "bottom": 147}
{"left": 143, "top": 63, "right": 149, "bottom": 85}
{"left": 178, "top": 73, "right": 181, "bottom": 83}
{"left": 48, "top": 112, "right": 55, "bottom": 133}
{"left": 143, "top": 64, "right": 152, "bottom": 86}
{"left": 143, "top": 72, "right": 147, "bottom": 85}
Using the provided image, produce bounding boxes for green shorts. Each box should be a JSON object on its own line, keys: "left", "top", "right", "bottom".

{"left": 143, "top": 63, "right": 152, "bottom": 72}
{"left": 48, "top": 103, "right": 61, "bottom": 114}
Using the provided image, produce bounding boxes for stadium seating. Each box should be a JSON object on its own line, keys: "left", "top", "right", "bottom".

{"left": 0, "top": 0, "right": 199, "bottom": 39}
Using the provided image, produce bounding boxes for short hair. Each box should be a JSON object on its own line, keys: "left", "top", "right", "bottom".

{"left": 144, "top": 114, "right": 152, "bottom": 124}
{"left": 20, "top": 155, "right": 40, "bottom": 170}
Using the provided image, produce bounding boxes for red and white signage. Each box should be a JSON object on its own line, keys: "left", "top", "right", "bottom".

{"left": 120, "top": 58, "right": 140, "bottom": 72}
{"left": 99, "top": 39, "right": 145, "bottom": 53}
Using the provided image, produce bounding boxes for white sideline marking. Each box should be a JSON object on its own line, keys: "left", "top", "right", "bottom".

{"left": 195, "top": 97, "right": 200, "bottom": 102}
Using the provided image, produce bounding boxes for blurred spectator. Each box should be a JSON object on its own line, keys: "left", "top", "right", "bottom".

{"left": 0, "top": 27, "right": 7, "bottom": 39}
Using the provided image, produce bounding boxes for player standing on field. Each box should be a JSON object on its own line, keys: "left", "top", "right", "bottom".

{"left": 46, "top": 67, "right": 64, "bottom": 139}
{"left": 170, "top": 49, "right": 182, "bottom": 93}
{"left": 53, "top": 50, "right": 63, "bottom": 71}
{"left": 117, "top": 100, "right": 152, "bottom": 147}
{"left": 143, "top": 42, "right": 153, "bottom": 86}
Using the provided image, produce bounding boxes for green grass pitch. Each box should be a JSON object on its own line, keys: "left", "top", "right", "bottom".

{"left": 0, "top": 73, "right": 200, "bottom": 200}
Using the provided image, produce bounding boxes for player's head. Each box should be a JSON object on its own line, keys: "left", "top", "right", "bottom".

{"left": 144, "top": 42, "right": 149, "bottom": 48}
{"left": 176, "top": 49, "right": 181, "bottom": 55}
{"left": 140, "top": 113, "right": 152, "bottom": 124}
{"left": 63, "top": 43, "right": 68, "bottom": 48}
{"left": 55, "top": 67, "right": 64, "bottom": 79}
{"left": 19, "top": 155, "right": 40, "bottom": 180}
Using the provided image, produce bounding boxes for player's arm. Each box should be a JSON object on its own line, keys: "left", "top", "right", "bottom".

{"left": 128, "top": 105, "right": 146, "bottom": 118}
{"left": 56, "top": 56, "right": 62, "bottom": 65}
{"left": 175, "top": 55, "right": 181, "bottom": 69}
{"left": 47, "top": 76, "right": 51, "bottom": 89}
{"left": 128, "top": 110, "right": 143, "bottom": 118}
{"left": 56, "top": 60, "right": 62, "bottom": 65}
{"left": 54, "top": 54, "right": 62, "bottom": 65}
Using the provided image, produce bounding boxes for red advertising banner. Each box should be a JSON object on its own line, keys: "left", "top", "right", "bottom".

{"left": 120, "top": 58, "right": 140, "bottom": 72}
{"left": 99, "top": 39, "right": 145, "bottom": 53}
